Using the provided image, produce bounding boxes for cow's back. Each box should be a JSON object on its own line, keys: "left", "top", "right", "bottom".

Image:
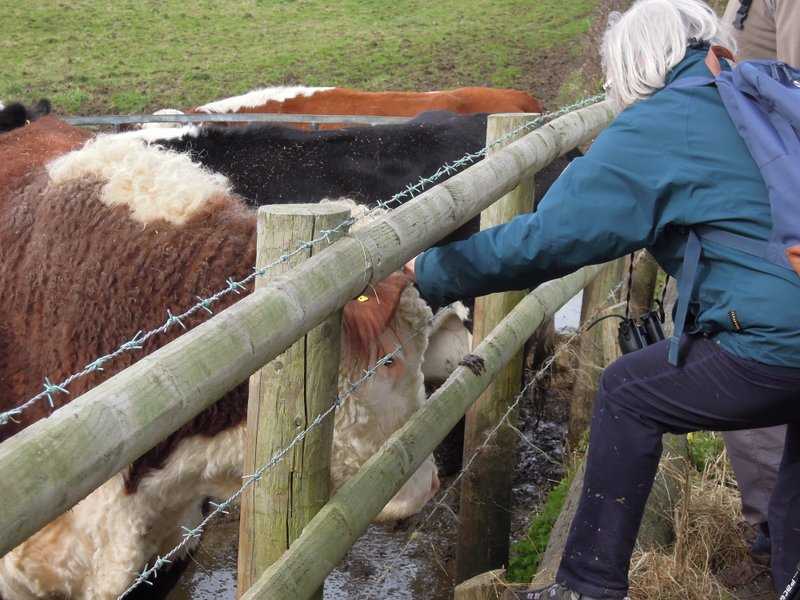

{"left": 156, "top": 112, "right": 486, "bottom": 209}
{"left": 193, "top": 86, "right": 542, "bottom": 117}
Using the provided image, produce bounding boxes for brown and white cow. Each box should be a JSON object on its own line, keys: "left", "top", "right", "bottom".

{"left": 0, "top": 118, "right": 440, "bottom": 599}
{"left": 191, "top": 85, "right": 542, "bottom": 117}
{"left": 144, "top": 85, "right": 543, "bottom": 130}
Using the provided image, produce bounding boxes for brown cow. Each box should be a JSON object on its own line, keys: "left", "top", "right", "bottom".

{"left": 141, "top": 85, "right": 543, "bottom": 131}
{"left": 0, "top": 119, "right": 439, "bottom": 599}
{"left": 191, "top": 85, "right": 542, "bottom": 116}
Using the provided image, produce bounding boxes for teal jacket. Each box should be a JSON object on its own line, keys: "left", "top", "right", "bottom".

{"left": 415, "top": 49, "right": 800, "bottom": 367}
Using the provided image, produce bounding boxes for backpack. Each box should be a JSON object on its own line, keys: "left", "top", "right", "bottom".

{"left": 665, "top": 46, "right": 800, "bottom": 365}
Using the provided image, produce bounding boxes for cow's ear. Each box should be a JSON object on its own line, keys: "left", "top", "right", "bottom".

{"left": 341, "top": 271, "right": 413, "bottom": 362}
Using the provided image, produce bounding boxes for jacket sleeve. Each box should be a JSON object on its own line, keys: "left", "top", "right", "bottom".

{"left": 414, "top": 111, "right": 681, "bottom": 307}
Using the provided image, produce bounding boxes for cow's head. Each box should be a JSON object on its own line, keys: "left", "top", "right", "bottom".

{"left": 334, "top": 271, "right": 439, "bottom": 519}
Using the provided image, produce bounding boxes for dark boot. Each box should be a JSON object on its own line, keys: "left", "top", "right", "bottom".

{"left": 506, "top": 583, "right": 626, "bottom": 600}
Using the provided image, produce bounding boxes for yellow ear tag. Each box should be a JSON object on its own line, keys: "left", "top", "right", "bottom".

{"left": 357, "top": 295, "right": 369, "bottom": 303}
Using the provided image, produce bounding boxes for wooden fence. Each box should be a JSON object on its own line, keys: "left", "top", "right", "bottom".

{"left": 0, "top": 100, "right": 617, "bottom": 596}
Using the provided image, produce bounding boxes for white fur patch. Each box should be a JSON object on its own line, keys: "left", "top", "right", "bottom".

{"left": 0, "top": 101, "right": 5, "bottom": 111}
{"left": 423, "top": 302, "right": 472, "bottom": 385}
{"left": 0, "top": 426, "right": 245, "bottom": 600}
{"left": 140, "top": 108, "right": 187, "bottom": 130}
{"left": 109, "top": 124, "right": 199, "bottom": 142}
{"left": 46, "top": 134, "right": 230, "bottom": 225}
{"left": 195, "top": 86, "right": 334, "bottom": 114}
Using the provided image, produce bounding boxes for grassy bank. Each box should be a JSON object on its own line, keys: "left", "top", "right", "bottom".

{"left": 1, "top": 0, "right": 596, "bottom": 114}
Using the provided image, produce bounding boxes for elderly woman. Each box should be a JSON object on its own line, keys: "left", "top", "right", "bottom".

{"left": 408, "top": 0, "right": 800, "bottom": 598}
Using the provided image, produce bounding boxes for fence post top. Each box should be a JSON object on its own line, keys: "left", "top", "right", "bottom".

{"left": 257, "top": 203, "right": 353, "bottom": 217}
{"left": 487, "top": 112, "right": 542, "bottom": 119}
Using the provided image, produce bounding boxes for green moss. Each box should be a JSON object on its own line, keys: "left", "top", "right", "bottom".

{"left": 2, "top": 0, "right": 599, "bottom": 113}
{"left": 508, "top": 472, "right": 574, "bottom": 583}
{"left": 688, "top": 431, "right": 725, "bottom": 473}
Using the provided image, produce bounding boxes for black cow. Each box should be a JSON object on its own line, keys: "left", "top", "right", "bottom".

{"left": 0, "top": 99, "right": 51, "bottom": 133}
{"left": 153, "top": 111, "right": 581, "bottom": 247}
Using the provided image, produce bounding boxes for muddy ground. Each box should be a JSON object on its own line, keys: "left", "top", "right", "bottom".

{"left": 146, "top": 356, "right": 573, "bottom": 600}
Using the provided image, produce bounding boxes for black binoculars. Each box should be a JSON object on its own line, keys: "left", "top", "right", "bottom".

{"left": 618, "top": 309, "right": 666, "bottom": 355}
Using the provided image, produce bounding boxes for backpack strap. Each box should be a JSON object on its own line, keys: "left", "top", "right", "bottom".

{"left": 668, "top": 229, "right": 703, "bottom": 366}
{"left": 695, "top": 225, "right": 772, "bottom": 261}
{"left": 706, "top": 46, "right": 735, "bottom": 75}
{"left": 733, "top": 0, "right": 754, "bottom": 30}
{"left": 669, "top": 225, "right": 792, "bottom": 366}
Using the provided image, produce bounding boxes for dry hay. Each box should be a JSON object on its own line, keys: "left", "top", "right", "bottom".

{"left": 628, "top": 447, "right": 750, "bottom": 600}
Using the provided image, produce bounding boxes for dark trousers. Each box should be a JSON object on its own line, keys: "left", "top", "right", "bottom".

{"left": 556, "top": 335, "right": 800, "bottom": 598}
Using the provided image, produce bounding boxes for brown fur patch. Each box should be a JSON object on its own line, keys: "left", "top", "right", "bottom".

{"left": 0, "top": 171, "right": 257, "bottom": 491}
{"left": 0, "top": 116, "right": 90, "bottom": 206}
{"left": 342, "top": 271, "right": 414, "bottom": 366}
{"left": 195, "top": 86, "right": 542, "bottom": 116}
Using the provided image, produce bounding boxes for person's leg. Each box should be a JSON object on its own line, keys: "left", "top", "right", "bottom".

{"left": 768, "top": 422, "right": 800, "bottom": 592}
{"left": 554, "top": 336, "right": 800, "bottom": 598}
{"left": 725, "top": 0, "right": 778, "bottom": 61}
{"left": 722, "top": 426, "right": 785, "bottom": 527}
{"left": 774, "top": 0, "right": 800, "bottom": 67}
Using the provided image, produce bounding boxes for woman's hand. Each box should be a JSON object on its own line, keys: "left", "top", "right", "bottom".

{"left": 404, "top": 256, "right": 417, "bottom": 279}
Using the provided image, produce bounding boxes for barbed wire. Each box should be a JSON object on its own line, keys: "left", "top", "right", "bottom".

{"left": 116, "top": 315, "right": 435, "bottom": 599}
{"left": 366, "top": 267, "right": 630, "bottom": 598}
{"left": 0, "top": 93, "right": 604, "bottom": 429}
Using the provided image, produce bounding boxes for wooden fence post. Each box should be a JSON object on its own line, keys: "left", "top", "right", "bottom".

{"left": 237, "top": 204, "right": 351, "bottom": 598}
{"left": 456, "top": 113, "right": 538, "bottom": 584}
{"left": 628, "top": 250, "right": 660, "bottom": 316}
{"left": 566, "top": 257, "right": 626, "bottom": 449}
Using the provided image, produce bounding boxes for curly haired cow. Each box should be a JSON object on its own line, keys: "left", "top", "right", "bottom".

{"left": 0, "top": 119, "right": 439, "bottom": 600}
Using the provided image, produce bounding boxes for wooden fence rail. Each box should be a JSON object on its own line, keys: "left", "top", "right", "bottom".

{"left": 240, "top": 264, "right": 606, "bottom": 600}
{"left": 0, "top": 100, "right": 615, "bottom": 557}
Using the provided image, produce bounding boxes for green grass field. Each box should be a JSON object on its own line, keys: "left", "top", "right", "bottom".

{"left": 1, "top": 0, "right": 597, "bottom": 114}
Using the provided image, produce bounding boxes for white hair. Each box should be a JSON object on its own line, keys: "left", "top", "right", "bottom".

{"left": 601, "top": 0, "right": 736, "bottom": 109}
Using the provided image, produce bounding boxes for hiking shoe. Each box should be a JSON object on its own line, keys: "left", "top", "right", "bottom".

{"left": 717, "top": 521, "right": 771, "bottom": 587}
{"left": 750, "top": 528, "right": 771, "bottom": 565}
{"left": 508, "top": 583, "right": 624, "bottom": 600}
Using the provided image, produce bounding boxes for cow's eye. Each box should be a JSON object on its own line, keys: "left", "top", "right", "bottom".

{"left": 384, "top": 357, "right": 395, "bottom": 367}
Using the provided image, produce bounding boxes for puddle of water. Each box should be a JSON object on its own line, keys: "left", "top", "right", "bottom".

{"left": 554, "top": 290, "right": 583, "bottom": 331}
{"left": 159, "top": 509, "right": 453, "bottom": 600}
